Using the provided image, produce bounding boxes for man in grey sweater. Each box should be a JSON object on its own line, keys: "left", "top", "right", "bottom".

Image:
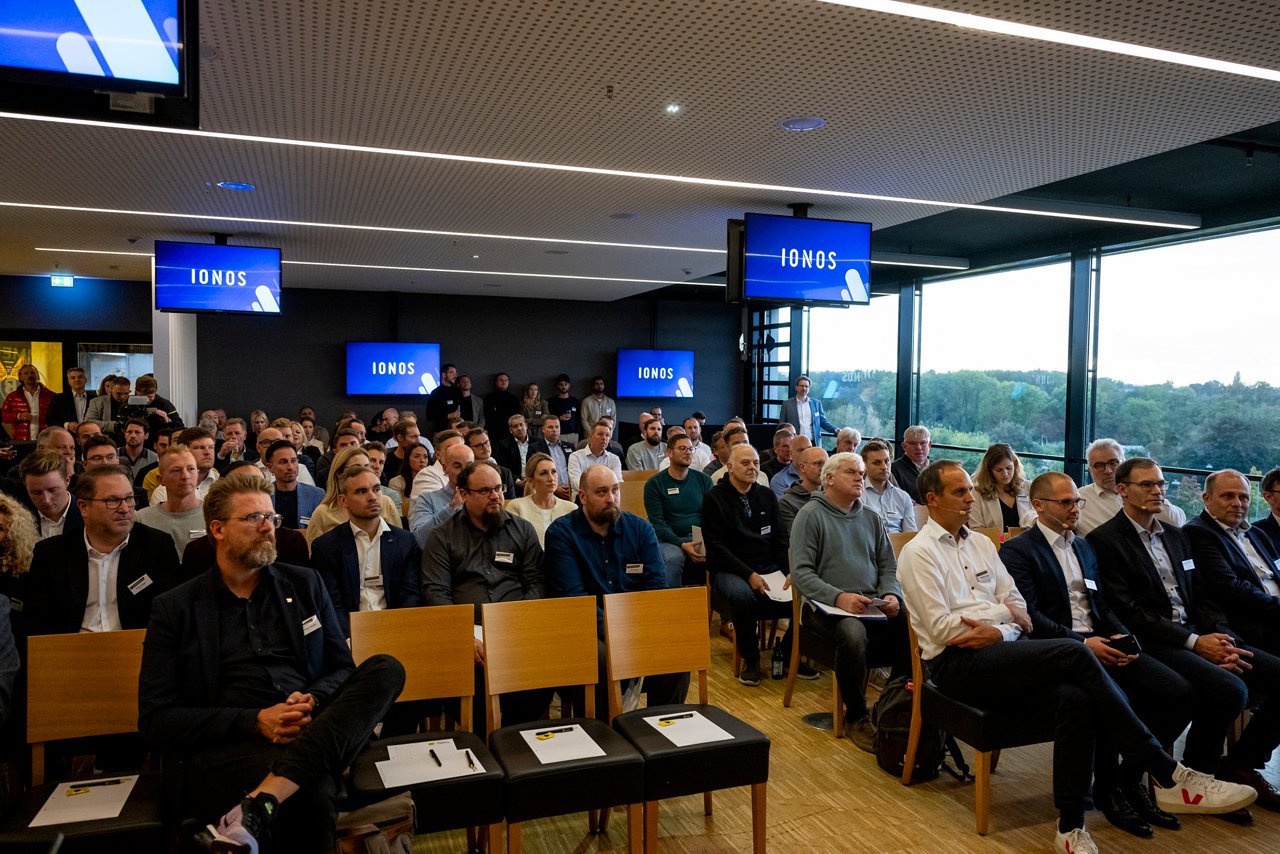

{"left": 790, "top": 452, "right": 911, "bottom": 751}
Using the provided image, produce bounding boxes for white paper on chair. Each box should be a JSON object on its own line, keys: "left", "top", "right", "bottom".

{"left": 643, "top": 711, "right": 734, "bottom": 747}
{"left": 811, "top": 600, "right": 886, "bottom": 620}
{"left": 375, "top": 738, "right": 485, "bottom": 787}
{"left": 29, "top": 775, "right": 138, "bottom": 827}
{"left": 519, "top": 724, "right": 606, "bottom": 764}
{"left": 758, "top": 570, "right": 792, "bottom": 603}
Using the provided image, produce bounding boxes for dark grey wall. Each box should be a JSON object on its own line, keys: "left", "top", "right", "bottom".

{"left": 0, "top": 274, "right": 151, "bottom": 334}
{"left": 196, "top": 289, "right": 743, "bottom": 431}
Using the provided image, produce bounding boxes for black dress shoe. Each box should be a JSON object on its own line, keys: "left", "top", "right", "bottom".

{"left": 1099, "top": 788, "right": 1153, "bottom": 838}
{"left": 1124, "top": 781, "right": 1181, "bottom": 830}
{"left": 1217, "top": 808, "right": 1253, "bottom": 825}
{"left": 1220, "top": 763, "right": 1280, "bottom": 812}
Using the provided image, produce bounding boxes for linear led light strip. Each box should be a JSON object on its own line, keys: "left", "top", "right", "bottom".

{"left": 0, "top": 112, "right": 1198, "bottom": 230}
{"left": 816, "top": 0, "right": 1280, "bottom": 83}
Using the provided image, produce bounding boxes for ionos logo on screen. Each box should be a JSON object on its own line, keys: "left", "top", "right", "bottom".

{"left": 154, "top": 242, "right": 282, "bottom": 314}
{"left": 0, "top": 2, "right": 181, "bottom": 85}
{"left": 346, "top": 343, "right": 442, "bottom": 396}
{"left": 743, "top": 212, "right": 872, "bottom": 305}
{"left": 616, "top": 349, "right": 695, "bottom": 398}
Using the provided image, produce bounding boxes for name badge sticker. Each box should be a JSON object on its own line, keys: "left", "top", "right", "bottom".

{"left": 760, "top": 525, "right": 772, "bottom": 536}
{"left": 667, "top": 487, "right": 680, "bottom": 495}
{"left": 626, "top": 563, "right": 644, "bottom": 574}
{"left": 302, "top": 614, "right": 322, "bottom": 635}
{"left": 127, "top": 574, "right": 153, "bottom": 595}
{"left": 495, "top": 552, "right": 514, "bottom": 564}
{"left": 300, "top": 515, "right": 311, "bottom": 527}
{"left": 974, "top": 568, "right": 991, "bottom": 582}
{"left": 1084, "top": 578, "right": 1098, "bottom": 591}
{"left": 1182, "top": 559, "right": 1195, "bottom": 571}
{"left": 188, "top": 529, "right": 204, "bottom": 539}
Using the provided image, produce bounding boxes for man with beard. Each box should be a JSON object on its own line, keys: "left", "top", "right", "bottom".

{"left": 119, "top": 418, "right": 157, "bottom": 481}
{"left": 579, "top": 376, "right": 617, "bottom": 444}
{"left": 625, "top": 414, "right": 667, "bottom": 472}
{"left": 139, "top": 475, "right": 405, "bottom": 854}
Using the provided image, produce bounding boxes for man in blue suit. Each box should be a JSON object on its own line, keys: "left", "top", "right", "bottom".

{"left": 1256, "top": 468, "right": 1280, "bottom": 550}
{"left": 1003, "top": 471, "right": 1193, "bottom": 837}
{"left": 264, "top": 439, "right": 325, "bottom": 530}
{"left": 778, "top": 375, "right": 837, "bottom": 446}
{"left": 1185, "top": 469, "right": 1280, "bottom": 656}
{"left": 311, "top": 464, "right": 424, "bottom": 637}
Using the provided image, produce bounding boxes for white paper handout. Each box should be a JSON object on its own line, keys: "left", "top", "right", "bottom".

{"left": 691, "top": 525, "right": 705, "bottom": 556}
{"left": 811, "top": 599, "right": 886, "bottom": 620}
{"left": 375, "top": 738, "right": 486, "bottom": 787}
{"left": 643, "top": 710, "right": 734, "bottom": 747}
{"left": 30, "top": 775, "right": 138, "bottom": 827}
{"left": 519, "top": 724, "right": 606, "bottom": 764}
{"left": 758, "top": 570, "right": 793, "bottom": 603}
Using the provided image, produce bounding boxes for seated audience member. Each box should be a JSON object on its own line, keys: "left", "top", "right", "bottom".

{"left": 411, "top": 429, "right": 464, "bottom": 496}
{"left": 702, "top": 444, "right": 792, "bottom": 686}
{"left": 362, "top": 441, "right": 401, "bottom": 507}
{"left": 898, "top": 460, "right": 1258, "bottom": 853}
{"left": 968, "top": 442, "right": 1035, "bottom": 531}
{"left": 39, "top": 425, "right": 78, "bottom": 471}
{"left": 1089, "top": 458, "right": 1280, "bottom": 801}
{"left": 1003, "top": 472, "right": 1196, "bottom": 837}
{"left": 19, "top": 449, "right": 81, "bottom": 541}
{"left": 136, "top": 425, "right": 178, "bottom": 493}
{"left": 1, "top": 364, "right": 55, "bottom": 441}
{"left": 709, "top": 425, "right": 770, "bottom": 488}
{"left": 492, "top": 414, "right": 532, "bottom": 491}
{"left": 118, "top": 418, "right": 157, "bottom": 481}
{"left": 26, "top": 464, "right": 180, "bottom": 635}
{"left": 381, "top": 418, "right": 421, "bottom": 484}
{"left": 643, "top": 433, "right": 713, "bottom": 588}
{"left": 545, "top": 464, "right": 690, "bottom": 715}
{"left": 289, "top": 421, "right": 318, "bottom": 467}
{"left": 790, "top": 451, "right": 908, "bottom": 751}
{"left": 702, "top": 430, "right": 729, "bottom": 477}
{"left": 771, "top": 434, "right": 812, "bottom": 503}
{"left": 581, "top": 414, "right": 625, "bottom": 457}
{"left": 761, "top": 427, "right": 796, "bottom": 486}
{"left": 182, "top": 463, "right": 309, "bottom": 577}
{"left": 568, "top": 421, "right": 623, "bottom": 494}
{"left": 299, "top": 414, "right": 325, "bottom": 455}
{"left": 859, "top": 439, "right": 917, "bottom": 534}
{"left": 529, "top": 414, "right": 575, "bottom": 500}
{"left": 890, "top": 425, "right": 931, "bottom": 504}
{"left": 83, "top": 374, "right": 132, "bottom": 435}
{"left": 264, "top": 439, "right": 325, "bottom": 530}
{"left": 625, "top": 414, "right": 667, "bottom": 471}
{"left": 314, "top": 425, "right": 363, "bottom": 485}
{"left": 834, "top": 427, "right": 861, "bottom": 455}
{"left": 1185, "top": 469, "right": 1280, "bottom": 655}
{"left": 506, "top": 452, "right": 576, "bottom": 545}
{"left": 306, "top": 447, "right": 402, "bottom": 547}
{"left": 408, "top": 442, "right": 473, "bottom": 550}
{"left": 248, "top": 409, "right": 270, "bottom": 445}
{"left": 152, "top": 427, "right": 220, "bottom": 504}
{"left": 464, "top": 428, "right": 516, "bottom": 498}
{"left": 0, "top": 491, "right": 37, "bottom": 608}
{"left": 46, "top": 364, "right": 95, "bottom": 431}
{"left": 135, "top": 445, "right": 207, "bottom": 558}
{"left": 366, "top": 407, "right": 399, "bottom": 446}
{"left": 82, "top": 434, "right": 150, "bottom": 509}
{"left": 139, "top": 475, "right": 405, "bottom": 853}
{"left": 1076, "top": 438, "right": 1186, "bottom": 535}
{"left": 422, "top": 461, "right": 550, "bottom": 730}
{"left": 216, "top": 417, "right": 253, "bottom": 466}
{"left": 670, "top": 416, "right": 713, "bottom": 471}
{"left": 781, "top": 375, "right": 838, "bottom": 445}
{"left": 777, "top": 441, "right": 828, "bottom": 536}
{"left": 73, "top": 421, "right": 102, "bottom": 461}
{"left": 388, "top": 440, "right": 429, "bottom": 502}
{"left": 311, "top": 465, "right": 423, "bottom": 637}
{"left": 1256, "top": 467, "right": 1280, "bottom": 549}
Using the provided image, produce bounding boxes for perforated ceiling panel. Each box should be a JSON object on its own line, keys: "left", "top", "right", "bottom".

{"left": 3, "top": 0, "right": 1280, "bottom": 300}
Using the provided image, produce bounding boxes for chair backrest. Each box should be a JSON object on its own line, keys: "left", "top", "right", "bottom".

{"left": 619, "top": 480, "right": 648, "bottom": 518}
{"left": 972, "top": 527, "right": 1002, "bottom": 550}
{"left": 27, "top": 629, "right": 146, "bottom": 784}
{"left": 913, "top": 504, "right": 930, "bottom": 530}
{"left": 350, "top": 605, "right": 476, "bottom": 720}
{"left": 482, "top": 596, "right": 599, "bottom": 716}
{"left": 1006, "top": 526, "right": 1027, "bottom": 540}
{"left": 603, "top": 588, "right": 707, "bottom": 716}
{"left": 621, "top": 469, "right": 657, "bottom": 483}
{"left": 888, "top": 531, "right": 917, "bottom": 559}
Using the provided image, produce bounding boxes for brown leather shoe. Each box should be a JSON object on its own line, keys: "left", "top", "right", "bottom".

{"left": 1219, "top": 763, "right": 1280, "bottom": 812}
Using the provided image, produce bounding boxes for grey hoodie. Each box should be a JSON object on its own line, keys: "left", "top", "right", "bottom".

{"left": 790, "top": 492, "right": 901, "bottom": 607}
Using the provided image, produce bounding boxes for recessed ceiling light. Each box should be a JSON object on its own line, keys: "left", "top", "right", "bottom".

{"left": 472, "top": 254, "right": 480, "bottom": 259}
{"left": 215, "top": 180, "right": 256, "bottom": 191}
{"left": 780, "top": 116, "right": 827, "bottom": 132}
{"left": 665, "top": 104, "right": 682, "bottom": 115}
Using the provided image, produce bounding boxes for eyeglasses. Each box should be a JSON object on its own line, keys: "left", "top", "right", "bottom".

{"left": 84, "top": 495, "right": 137, "bottom": 509}
{"left": 1038, "top": 498, "right": 1086, "bottom": 509}
{"left": 1120, "top": 480, "right": 1167, "bottom": 492}
{"left": 464, "top": 485, "right": 504, "bottom": 497}
{"left": 1090, "top": 460, "right": 1121, "bottom": 471}
{"left": 231, "top": 512, "right": 284, "bottom": 528}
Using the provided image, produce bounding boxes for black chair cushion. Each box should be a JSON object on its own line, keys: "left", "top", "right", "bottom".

{"left": 922, "top": 679, "right": 1055, "bottom": 752}
{"left": 612, "top": 704, "right": 769, "bottom": 801}
{"left": 347, "top": 732, "right": 505, "bottom": 831}
{"left": 0, "top": 771, "right": 168, "bottom": 853}
{"left": 489, "top": 717, "right": 643, "bottom": 823}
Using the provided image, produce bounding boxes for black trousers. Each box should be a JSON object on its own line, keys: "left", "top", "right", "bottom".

{"left": 807, "top": 606, "right": 911, "bottom": 721}
{"left": 928, "top": 638, "right": 1174, "bottom": 822}
{"left": 712, "top": 571, "right": 792, "bottom": 665}
{"left": 177, "top": 654, "right": 405, "bottom": 852}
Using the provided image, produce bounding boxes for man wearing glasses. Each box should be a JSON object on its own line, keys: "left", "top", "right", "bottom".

{"left": 1076, "top": 438, "right": 1186, "bottom": 535}
{"left": 25, "top": 464, "right": 179, "bottom": 635}
{"left": 1090, "top": 458, "right": 1280, "bottom": 813}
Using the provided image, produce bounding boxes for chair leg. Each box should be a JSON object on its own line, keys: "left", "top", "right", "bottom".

{"left": 644, "top": 800, "right": 659, "bottom": 854}
{"left": 990, "top": 748, "right": 1001, "bottom": 773}
{"left": 598, "top": 805, "right": 612, "bottom": 834}
{"left": 704, "top": 790, "right": 713, "bottom": 816}
{"left": 832, "top": 675, "right": 843, "bottom": 739}
{"left": 900, "top": 713, "right": 922, "bottom": 785}
{"left": 628, "top": 802, "right": 643, "bottom": 854}
{"left": 506, "top": 821, "right": 521, "bottom": 854}
{"left": 751, "top": 782, "right": 767, "bottom": 853}
{"left": 466, "top": 826, "right": 477, "bottom": 851}
{"left": 782, "top": 649, "right": 799, "bottom": 708}
{"left": 975, "top": 750, "right": 992, "bottom": 835}
{"left": 487, "top": 823, "right": 503, "bottom": 853}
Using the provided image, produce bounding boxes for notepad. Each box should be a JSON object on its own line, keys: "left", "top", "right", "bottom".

{"left": 30, "top": 775, "right": 138, "bottom": 827}
{"left": 375, "top": 738, "right": 485, "bottom": 787}
{"left": 643, "top": 711, "right": 734, "bottom": 747}
{"left": 811, "top": 600, "right": 886, "bottom": 620}
{"left": 758, "top": 570, "right": 793, "bottom": 603}
{"left": 520, "top": 724, "right": 605, "bottom": 764}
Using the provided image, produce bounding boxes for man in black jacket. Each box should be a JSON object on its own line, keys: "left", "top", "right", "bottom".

{"left": 45, "top": 365, "right": 96, "bottom": 430}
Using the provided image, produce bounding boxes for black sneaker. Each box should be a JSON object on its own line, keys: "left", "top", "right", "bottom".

{"left": 794, "top": 662, "right": 820, "bottom": 680}
{"left": 738, "top": 665, "right": 762, "bottom": 686}
{"left": 196, "top": 793, "right": 278, "bottom": 853}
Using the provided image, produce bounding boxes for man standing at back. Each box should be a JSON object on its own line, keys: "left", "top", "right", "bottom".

{"left": 483, "top": 373, "right": 521, "bottom": 443}
{"left": 425, "top": 362, "right": 460, "bottom": 435}
{"left": 1, "top": 364, "right": 55, "bottom": 442}
{"left": 780, "top": 375, "right": 837, "bottom": 446}
{"left": 548, "top": 373, "right": 581, "bottom": 447}
{"left": 46, "top": 365, "right": 95, "bottom": 431}
{"left": 580, "top": 376, "right": 617, "bottom": 445}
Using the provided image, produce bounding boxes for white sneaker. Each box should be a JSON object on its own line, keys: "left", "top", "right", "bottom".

{"left": 1154, "top": 763, "right": 1257, "bottom": 815}
{"left": 1053, "top": 827, "right": 1098, "bottom": 854}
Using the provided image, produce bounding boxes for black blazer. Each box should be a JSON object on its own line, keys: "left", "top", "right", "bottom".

{"left": 25, "top": 521, "right": 181, "bottom": 636}
{"left": 46, "top": 389, "right": 97, "bottom": 428}
{"left": 1001, "top": 524, "right": 1126, "bottom": 641}
{"left": 1184, "top": 510, "right": 1280, "bottom": 642}
{"left": 1253, "top": 513, "right": 1280, "bottom": 553}
{"left": 890, "top": 456, "right": 925, "bottom": 504}
{"left": 20, "top": 496, "right": 85, "bottom": 542}
{"left": 493, "top": 437, "right": 528, "bottom": 481}
{"left": 1088, "top": 511, "right": 1232, "bottom": 650}
{"left": 138, "top": 563, "right": 354, "bottom": 748}
{"left": 310, "top": 524, "right": 424, "bottom": 635}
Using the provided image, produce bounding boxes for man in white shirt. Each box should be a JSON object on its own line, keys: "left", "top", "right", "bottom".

{"left": 860, "top": 439, "right": 918, "bottom": 534}
{"left": 411, "top": 429, "right": 465, "bottom": 496}
{"left": 568, "top": 422, "right": 623, "bottom": 493}
{"left": 153, "top": 427, "right": 221, "bottom": 504}
{"left": 1076, "top": 438, "right": 1186, "bottom": 535}
{"left": 409, "top": 442, "right": 474, "bottom": 549}
{"left": 19, "top": 449, "right": 79, "bottom": 541}
{"left": 779, "top": 375, "right": 838, "bottom": 444}
{"left": 493, "top": 414, "right": 532, "bottom": 491}
{"left": 898, "top": 460, "right": 1256, "bottom": 854}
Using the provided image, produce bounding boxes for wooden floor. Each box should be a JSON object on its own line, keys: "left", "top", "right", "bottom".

{"left": 411, "top": 625, "right": 1280, "bottom": 853}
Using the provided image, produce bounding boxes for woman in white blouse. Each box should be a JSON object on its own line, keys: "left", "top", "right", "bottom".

{"left": 969, "top": 442, "right": 1035, "bottom": 531}
{"left": 506, "top": 452, "right": 576, "bottom": 545}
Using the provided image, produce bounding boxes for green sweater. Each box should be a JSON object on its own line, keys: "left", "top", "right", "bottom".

{"left": 643, "top": 467, "right": 713, "bottom": 546}
{"left": 790, "top": 493, "right": 901, "bottom": 607}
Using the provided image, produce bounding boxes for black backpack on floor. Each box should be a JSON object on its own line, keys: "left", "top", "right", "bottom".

{"left": 871, "top": 676, "right": 968, "bottom": 781}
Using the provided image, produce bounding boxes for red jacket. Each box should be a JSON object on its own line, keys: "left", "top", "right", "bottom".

{"left": 1, "top": 385, "right": 55, "bottom": 441}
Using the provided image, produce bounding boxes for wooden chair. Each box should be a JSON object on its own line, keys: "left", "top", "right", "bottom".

{"left": 345, "top": 605, "right": 505, "bottom": 851}
{"left": 888, "top": 531, "right": 917, "bottom": 559}
{"left": 604, "top": 588, "right": 769, "bottom": 853}
{"left": 619, "top": 480, "right": 649, "bottom": 519}
{"left": 781, "top": 589, "right": 842, "bottom": 737}
{"left": 900, "top": 624, "right": 1054, "bottom": 834}
{"left": 971, "top": 527, "right": 1003, "bottom": 550}
{"left": 483, "top": 597, "right": 644, "bottom": 853}
{"left": 622, "top": 469, "right": 658, "bottom": 482}
{"left": 1006, "top": 526, "right": 1027, "bottom": 540}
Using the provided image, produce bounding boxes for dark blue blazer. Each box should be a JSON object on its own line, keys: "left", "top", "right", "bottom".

{"left": 1000, "top": 524, "right": 1126, "bottom": 641}
{"left": 779, "top": 396, "right": 838, "bottom": 439}
{"left": 273, "top": 481, "right": 325, "bottom": 527}
{"left": 1087, "top": 510, "right": 1232, "bottom": 650}
{"left": 138, "top": 562, "right": 353, "bottom": 748}
{"left": 1253, "top": 513, "right": 1280, "bottom": 553}
{"left": 310, "top": 523, "right": 424, "bottom": 636}
{"left": 1184, "top": 510, "right": 1280, "bottom": 643}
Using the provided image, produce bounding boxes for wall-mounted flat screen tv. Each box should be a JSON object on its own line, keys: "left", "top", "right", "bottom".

{"left": 346, "top": 342, "right": 442, "bottom": 396}
{"left": 616, "top": 349, "right": 694, "bottom": 398}
{"left": 742, "top": 212, "right": 871, "bottom": 306}
{"left": 154, "top": 241, "right": 281, "bottom": 315}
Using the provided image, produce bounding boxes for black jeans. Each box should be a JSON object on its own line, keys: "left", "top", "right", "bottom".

{"left": 807, "top": 606, "right": 911, "bottom": 721}
{"left": 712, "top": 571, "right": 792, "bottom": 666}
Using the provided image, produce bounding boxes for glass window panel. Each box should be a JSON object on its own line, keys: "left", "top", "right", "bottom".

{"left": 806, "top": 292, "right": 899, "bottom": 448}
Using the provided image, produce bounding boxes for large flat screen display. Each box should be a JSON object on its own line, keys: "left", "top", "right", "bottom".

{"left": 346, "top": 343, "right": 441, "bottom": 396}
{"left": 616, "top": 349, "right": 694, "bottom": 399}
{"left": 154, "top": 241, "right": 282, "bottom": 315}
{"left": 743, "top": 212, "right": 871, "bottom": 306}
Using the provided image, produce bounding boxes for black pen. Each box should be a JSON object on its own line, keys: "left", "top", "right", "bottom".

{"left": 428, "top": 748, "right": 442, "bottom": 767}
{"left": 536, "top": 726, "right": 574, "bottom": 736}
{"left": 465, "top": 749, "right": 476, "bottom": 770}
{"left": 80, "top": 778, "right": 125, "bottom": 788}
{"left": 658, "top": 713, "right": 694, "bottom": 722}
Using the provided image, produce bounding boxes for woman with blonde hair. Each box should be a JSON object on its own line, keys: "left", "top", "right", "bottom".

{"left": 520, "top": 383, "right": 547, "bottom": 424}
{"left": 506, "top": 452, "right": 576, "bottom": 545}
{"left": 970, "top": 442, "right": 1034, "bottom": 531}
{"left": 0, "top": 492, "right": 38, "bottom": 602}
{"left": 305, "top": 446, "right": 402, "bottom": 547}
